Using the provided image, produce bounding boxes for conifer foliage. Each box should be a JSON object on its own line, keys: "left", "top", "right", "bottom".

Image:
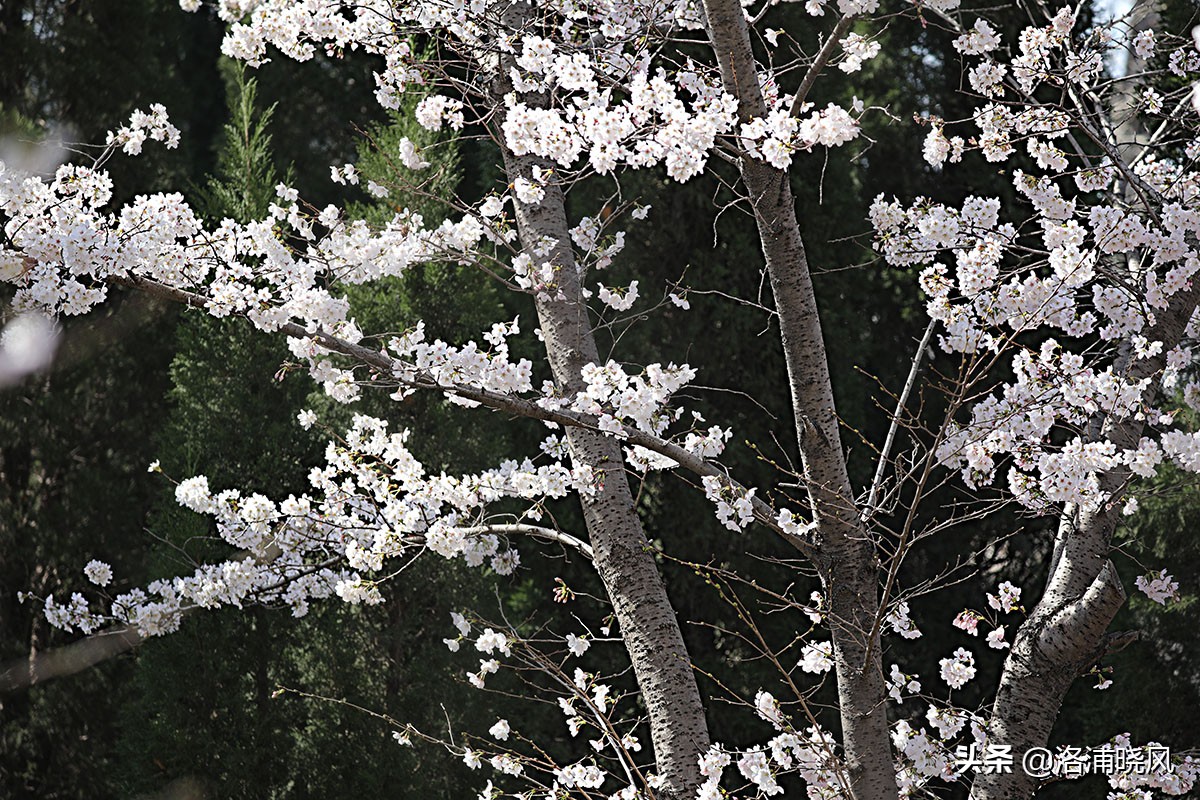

{"left": 2, "top": 1, "right": 1200, "bottom": 799}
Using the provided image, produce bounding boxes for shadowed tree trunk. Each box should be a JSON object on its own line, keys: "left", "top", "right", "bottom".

{"left": 698, "top": 5, "right": 897, "bottom": 799}
{"left": 489, "top": 16, "right": 712, "bottom": 790}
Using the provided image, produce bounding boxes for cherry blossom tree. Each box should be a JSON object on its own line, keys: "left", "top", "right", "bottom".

{"left": 1, "top": 0, "right": 1198, "bottom": 799}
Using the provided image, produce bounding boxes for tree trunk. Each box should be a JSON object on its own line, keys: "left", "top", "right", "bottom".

{"left": 969, "top": 2, "right": 1193, "bottom": 795}
{"left": 697, "top": 7, "right": 897, "bottom": 800}
{"left": 971, "top": 275, "right": 1200, "bottom": 800}
{"left": 494, "top": 87, "right": 711, "bottom": 794}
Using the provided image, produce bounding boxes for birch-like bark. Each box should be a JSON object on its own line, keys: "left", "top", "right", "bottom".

{"left": 970, "top": 272, "right": 1200, "bottom": 799}
{"left": 969, "top": 5, "right": 1190, "bottom": 796}
{"left": 699, "top": 7, "right": 897, "bottom": 799}
{"left": 492, "top": 33, "right": 711, "bottom": 785}
{"left": 503, "top": 152, "right": 711, "bottom": 796}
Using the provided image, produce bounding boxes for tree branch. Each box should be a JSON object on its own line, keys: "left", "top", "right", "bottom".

{"left": 108, "top": 273, "right": 818, "bottom": 557}
{"left": 788, "top": 15, "right": 856, "bottom": 118}
{"left": 454, "top": 524, "right": 594, "bottom": 560}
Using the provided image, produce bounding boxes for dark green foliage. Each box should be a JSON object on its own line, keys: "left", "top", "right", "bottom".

{"left": 0, "top": 294, "right": 178, "bottom": 799}
{"left": 1064, "top": 465, "right": 1200, "bottom": 749}
{"left": 3, "top": 6, "right": 1200, "bottom": 798}
{"left": 112, "top": 64, "right": 379, "bottom": 799}
{"left": 0, "top": 0, "right": 226, "bottom": 197}
{"left": 111, "top": 65, "right": 513, "bottom": 800}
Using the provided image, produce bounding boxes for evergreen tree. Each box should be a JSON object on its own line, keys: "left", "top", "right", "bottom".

{"left": 114, "top": 64, "right": 514, "bottom": 800}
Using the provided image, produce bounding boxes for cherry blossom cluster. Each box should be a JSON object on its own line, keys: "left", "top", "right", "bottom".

{"left": 1096, "top": 734, "right": 1198, "bottom": 796}
{"left": 701, "top": 475, "right": 757, "bottom": 531}
{"left": 438, "top": 609, "right": 667, "bottom": 799}
{"left": 386, "top": 319, "right": 534, "bottom": 403}
{"left": 739, "top": 103, "right": 860, "bottom": 170}
{"left": 887, "top": 691, "right": 991, "bottom": 794}
{"left": 105, "top": 105, "right": 181, "bottom": 156}
{"left": 1135, "top": 569, "right": 1180, "bottom": 605}
{"left": 869, "top": 8, "right": 1200, "bottom": 522}
{"left": 0, "top": 156, "right": 494, "bottom": 334}
{"left": 41, "top": 545, "right": 352, "bottom": 637}
{"left": 570, "top": 212, "right": 629, "bottom": 272}
{"left": 885, "top": 600, "right": 922, "bottom": 640}
{"left": 945, "top": 7, "right": 1100, "bottom": 107}
{"left": 40, "top": 409, "right": 629, "bottom": 636}
{"left": 179, "top": 0, "right": 729, "bottom": 183}
{"left": 891, "top": 713, "right": 979, "bottom": 795}
{"left": 178, "top": 0, "right": 872, "bottom": 185}
{"left": 502, "top": 68, "right": 741, "bottom": 182}
{"left": 568, "top": 360, "right": 697, "bottom": 437}
{"left": 691, "top": 690, "right": 845, "bottom": 798}
{"left": 881, "top": 583, "right": 1012, "bottom": 795}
